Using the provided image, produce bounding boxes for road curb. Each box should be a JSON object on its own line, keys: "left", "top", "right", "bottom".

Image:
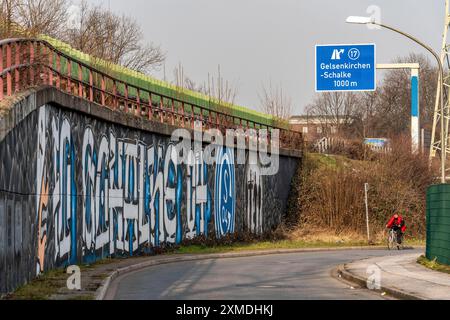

{"left": 95, "top": 245, "right": 424, "bottom": 300}
{"left": 336, "top": 263, "right": 424, "bottom": 300}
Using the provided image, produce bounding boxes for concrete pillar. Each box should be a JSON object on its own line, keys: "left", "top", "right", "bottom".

{"left": 411, "top": 68, "right": 420, "bottom": 153}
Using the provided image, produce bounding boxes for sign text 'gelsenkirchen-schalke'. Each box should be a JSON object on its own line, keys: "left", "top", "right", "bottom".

{"left": 315, "top": 44, "right": 376, "bottom": 92}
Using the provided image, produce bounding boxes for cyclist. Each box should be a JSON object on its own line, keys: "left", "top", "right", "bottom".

{"left": 386, "top": 213, "right": 407, "bottom": 244}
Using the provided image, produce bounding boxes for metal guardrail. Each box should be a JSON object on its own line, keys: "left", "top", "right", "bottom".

{"left": 0, "top": 38, "right": 302, "bottom": 150}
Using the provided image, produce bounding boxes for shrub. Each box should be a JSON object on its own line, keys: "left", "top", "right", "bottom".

{"left": 294, "top": 135, "right": 435, "bottom": 239}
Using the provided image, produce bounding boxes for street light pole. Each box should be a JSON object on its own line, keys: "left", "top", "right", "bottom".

{"left": 346, "top": 16, "right": 446, "bottom": 183}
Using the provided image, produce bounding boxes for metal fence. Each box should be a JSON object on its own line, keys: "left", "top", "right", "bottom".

{"left": 313, "top": 136, "right": 391, "bottom": 154}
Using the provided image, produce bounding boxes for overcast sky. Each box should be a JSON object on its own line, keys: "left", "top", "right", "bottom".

{"left": 82, "top": 0, "right": 444, "bottom": 115}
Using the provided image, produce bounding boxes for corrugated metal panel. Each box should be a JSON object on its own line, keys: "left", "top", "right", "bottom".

{"left": 426, "top": 184, "right": 450, "bottom": 265}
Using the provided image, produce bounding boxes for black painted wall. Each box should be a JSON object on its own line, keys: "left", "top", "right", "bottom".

{"left": 0, "top": 102, "right": 300, "bottom": 295}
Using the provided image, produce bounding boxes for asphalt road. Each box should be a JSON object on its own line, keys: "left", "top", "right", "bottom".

{"left": 107, "top": 248, "right": 422, "bottom": 300}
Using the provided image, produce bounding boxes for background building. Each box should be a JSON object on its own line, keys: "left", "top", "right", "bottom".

{"left": 289, "top": 115, "right": 348, "bottom": 142}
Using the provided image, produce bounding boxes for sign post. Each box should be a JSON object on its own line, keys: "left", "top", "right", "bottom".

{"left": 364, "top": 183, "right": 370, "bottom": 243}
{"left": 315, "top": 44, "right": 376, "bottom": 92}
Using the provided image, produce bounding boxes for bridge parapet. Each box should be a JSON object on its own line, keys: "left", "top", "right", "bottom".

{"left": 0, "top": 38, "right": 302, "bottom": 151}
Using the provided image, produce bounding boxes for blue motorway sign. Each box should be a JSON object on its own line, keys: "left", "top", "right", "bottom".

{"left": 315, "top": 44, "right": 376, "bottom": 92}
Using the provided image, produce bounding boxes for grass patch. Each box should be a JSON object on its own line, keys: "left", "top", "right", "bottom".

{"left": 307, "top": 153, "right": 338, "bottom": 168}
{"left": 79, "top": 257, "right": 121, "bottom": 271}
{"left": 172, "top": 239, "right": 380, "bottom": 255}
{"left": 173, "top": 237, "right": 424, "bottom": 255}
{"left": 417, "top": 255, "right": 450, "bottom": 274}
{"left": 4, "top": 268, "right": 67, "bottom": 300}
{"left": 307, "top": 153, "right": 364, "bottom": 170}
{"left": 4, "top": 258, "right": 120, "bottom": 300}
{"left": 403, "top": 238, "right": 426, "bottom": 246}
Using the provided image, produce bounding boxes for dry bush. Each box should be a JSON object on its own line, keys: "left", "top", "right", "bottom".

{"left": 306, "top": 136, "right": 377, "bottom": 161}
{"left": 299, "top": 164, "right": 366, "bottom": 234}
{"left": 294, "top": 135, "right": 435, "bottom": 240}
{"left": 288, "top": 226, "right": 368, "bottom": 243}
{"left": 327, "top": 138, "right": 373, "bottom": 160}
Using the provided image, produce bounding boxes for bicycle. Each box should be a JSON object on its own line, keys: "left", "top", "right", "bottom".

{"left": 387, "top": 228, "right": 403, "bottom": 250}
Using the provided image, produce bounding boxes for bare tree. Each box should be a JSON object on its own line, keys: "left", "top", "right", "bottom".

{"left": 183, "top": 76, "right": 205, "bottom": 92}
{"left": 395, "top": 53, "right": 437, "bottom": 129}
{"left": 306, "top": 92, "right": 358, "bottom": 135}
{"left": 351, "top": 91, "right": 379, "bottom": 138}
{"left": 1, "top": 0, "right": 22, "bottom": 36}
{"left": 258, "top": 81, "right": 292, "bottom": 120}
{"left": 1, "top": 0, "right": 165, "bottom": 74}
{"left": 373, "top": 53, "right": 437, "bottom": 135}
{"left": 208, "top": 65, "right": 238, "bottom": 105}
{"left": 64, "top": 1, "right": 165, "bottom": 74}
{"left": 123, "top": 44, "right": 166, "bottom": 73}
{"left": 173, "top": 63, "right": 238, "bottom": 105}
{"left": 173, "top": 62, "right": 206, "bottom": 92}
{"left": 14, "top": 0, "right": 69, "bottom": 37}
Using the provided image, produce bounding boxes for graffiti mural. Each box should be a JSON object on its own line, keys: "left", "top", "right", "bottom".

{"left": 0, "top": 101, "right": 300, "bottom": 294}
{"left": 214, "top": 146, "right": 236, "bottom": 238}
{"left": 186, "top": 149, "right": 212, "bottom": 238}
{"left": 245, "top": 153, "right": 263, "bottom": 234}
{"left": 36, "top": 107, "right": 48, "bottom": 274}
{"left": 36, "top": 107, "right": 217, "bottom": 265}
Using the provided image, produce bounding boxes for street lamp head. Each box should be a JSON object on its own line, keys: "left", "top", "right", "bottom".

{"left": 346, "top": 16, "right": 374, "bottom": 24}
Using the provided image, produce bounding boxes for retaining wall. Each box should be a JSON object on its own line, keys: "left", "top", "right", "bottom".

{"left": 0, "top": 88, "right": 301, "bottom": 294}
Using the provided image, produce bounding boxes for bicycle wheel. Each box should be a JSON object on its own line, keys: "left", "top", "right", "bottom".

{"left": 387, "top": 230, "right": 395, "bottom": 250}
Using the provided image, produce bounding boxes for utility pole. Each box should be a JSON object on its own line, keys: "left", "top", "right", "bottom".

{"left": 430, "top": 0, "right": 450, "bottom": 181}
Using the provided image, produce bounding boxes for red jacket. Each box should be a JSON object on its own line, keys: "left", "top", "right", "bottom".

{"left": 386, "top": 215, "right": 406, "bottom": 233}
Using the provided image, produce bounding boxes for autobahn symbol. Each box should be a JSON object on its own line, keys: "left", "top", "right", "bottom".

{"left": 348, "top": 48, "right": 360, "bottom": 60}
{"left": 315, "top": 44, "right": 376, "bottom": 92}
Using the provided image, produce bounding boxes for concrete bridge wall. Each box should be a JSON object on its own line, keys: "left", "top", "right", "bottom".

{"left": 0, "top": 88, "right": 301, "bottom": 294}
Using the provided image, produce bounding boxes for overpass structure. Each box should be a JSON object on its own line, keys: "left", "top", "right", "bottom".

{"left": 0, "top": 37, "right": 302, "bottom": 295}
